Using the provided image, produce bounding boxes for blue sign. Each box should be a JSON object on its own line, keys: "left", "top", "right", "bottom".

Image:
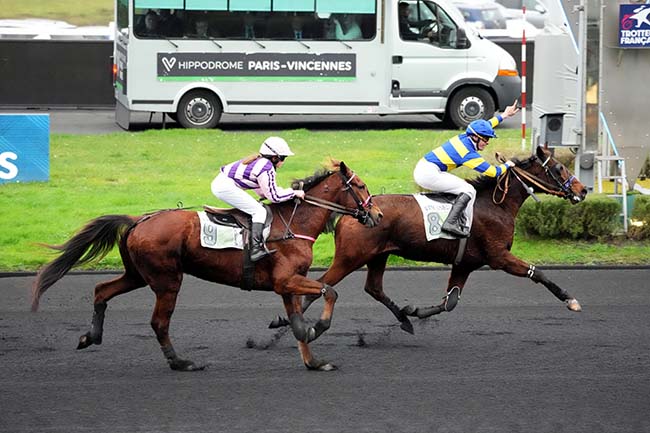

{"left": 619, "top": 4, "right": 650, "bottom": 48}
{"left": 0, "top": 114, "right": 50, "bottom": 184}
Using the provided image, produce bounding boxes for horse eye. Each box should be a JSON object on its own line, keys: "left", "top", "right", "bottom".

{"left": 552, "top": 163, "right": 564, "bottom": 175}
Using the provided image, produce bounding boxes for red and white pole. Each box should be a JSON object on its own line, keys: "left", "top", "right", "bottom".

{"left": 521, "top": 6, "right": 527, "bottom": 150}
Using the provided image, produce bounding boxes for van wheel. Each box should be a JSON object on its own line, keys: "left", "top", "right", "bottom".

{"left": 177, "top": 90, "right": 222, "bottom": 129}
{"left": 446, "top": 87, "right": 495, "bottom": 129}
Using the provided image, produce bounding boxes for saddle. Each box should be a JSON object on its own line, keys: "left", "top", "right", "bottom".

{"left": 203, "top": 204, "right": 273, "bottom": 229}
{"left": 420, "top": 192, "right": 457, "bottom": 204}
{"left": 412, "top": 192, "right": 468, "bottom": 265}
{"left": 203, "top": 205, "right": 274, "bottom": 291}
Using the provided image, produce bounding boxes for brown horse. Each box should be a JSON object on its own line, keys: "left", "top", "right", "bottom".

{"left": 272, "top": 146, "right": 588, "bottom": 334}
{"left": 32, "top": 161, "right": 383, "bottom": 371}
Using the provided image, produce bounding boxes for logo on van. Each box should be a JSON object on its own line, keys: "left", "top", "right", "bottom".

{"left": 162, "top": 57, "right": 177, "bottom": 72}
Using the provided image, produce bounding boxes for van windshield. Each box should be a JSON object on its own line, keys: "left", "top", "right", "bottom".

{"left": 402, "top": 0, "right": 460, "bottom": 48}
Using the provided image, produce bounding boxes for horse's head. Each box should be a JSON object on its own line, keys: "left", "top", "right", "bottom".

{"left": 515, "top": 145, "right": 588, "bottom": 203}
{"left": 296, "top": 161, "right": 383, "bottom": 227}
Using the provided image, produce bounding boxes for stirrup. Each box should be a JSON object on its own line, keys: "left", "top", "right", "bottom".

{"left": 250, "top": 247, "right": 276, "bottom": 262}
{"left": 441, "top": 223, "right": 470, "bottom": 238}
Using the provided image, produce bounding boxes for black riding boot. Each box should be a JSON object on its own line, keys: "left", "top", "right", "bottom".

{"left": 250, "top": 222, "right": 275, "bottom": 262}
{"left": 442, "top": 193, "right": 471, "bottom": 238}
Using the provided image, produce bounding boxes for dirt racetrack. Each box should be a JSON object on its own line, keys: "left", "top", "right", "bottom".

{"left": 2, "top": 268, "right": 649, "bottom": 433}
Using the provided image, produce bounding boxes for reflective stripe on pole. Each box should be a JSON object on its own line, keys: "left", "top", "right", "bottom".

{"left": 521, "top": 6, "right": 527, "bottom": 150}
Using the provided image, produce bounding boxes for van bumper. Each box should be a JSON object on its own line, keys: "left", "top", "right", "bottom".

{"left": 491, "top": 75, "right": 521, "bottom": 110}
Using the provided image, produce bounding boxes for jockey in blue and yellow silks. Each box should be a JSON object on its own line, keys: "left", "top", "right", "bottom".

{"left": 413, "top": 100, "right": 520, "bottom": 237}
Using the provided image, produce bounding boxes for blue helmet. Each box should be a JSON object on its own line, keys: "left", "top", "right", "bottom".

{"left": 466, "top": 119, "right": 497, "bottom": 139}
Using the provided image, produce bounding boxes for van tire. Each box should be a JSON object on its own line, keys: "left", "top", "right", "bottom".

{"left": 446, "top": 87, "right": 495, "bottom": 129}
{"left": 177, "top": 90, "right": 222, "bottom": 129}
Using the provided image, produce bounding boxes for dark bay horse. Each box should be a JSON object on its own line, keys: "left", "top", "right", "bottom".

{"left": 273, "top": 146, "right": 588, "bottom": 334}
{"left": 32, "top": 161, "right": 383, "bottom": 371}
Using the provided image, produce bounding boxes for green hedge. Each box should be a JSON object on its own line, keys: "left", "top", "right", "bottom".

{"left": 629, "top": 195, "right": 650, "bottom": 240}
{"left": 517, "top": 195, "right": 621, "bottom": 240}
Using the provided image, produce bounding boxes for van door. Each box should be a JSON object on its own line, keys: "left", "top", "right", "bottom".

{"left": 391, "top": 0, "right": 468, "bottom": 112}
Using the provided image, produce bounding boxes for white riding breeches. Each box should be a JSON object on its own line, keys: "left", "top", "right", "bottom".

{"left": 413, "top": 158, "right": 476, "bottom": 227}
{"left": 211, "top": 172, "right": 267, "bottom": 223}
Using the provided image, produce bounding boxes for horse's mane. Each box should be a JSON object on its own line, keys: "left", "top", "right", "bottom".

{"left": 466, "top": 174, "right": 498, "bottom": 192}
{"left": 291, "top": 161, "right": 341, "bottom": 192}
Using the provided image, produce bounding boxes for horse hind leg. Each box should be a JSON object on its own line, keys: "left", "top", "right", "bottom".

{"left": 77, "top": 271, "right": 146, "bottom": 350}
{"left": 405, "top": 267, "right": 470, "bottom": 319}
{"left": 361, "top": 254, "right": 416, "bottom": 335}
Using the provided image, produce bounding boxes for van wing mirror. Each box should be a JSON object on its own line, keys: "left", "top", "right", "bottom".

{"left": 456, "top": 28, "right": 469, "bottom": 48}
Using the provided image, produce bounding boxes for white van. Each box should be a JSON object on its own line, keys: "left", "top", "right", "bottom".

{"left": 113, "top": 0, "right": 520, "bottom": 129}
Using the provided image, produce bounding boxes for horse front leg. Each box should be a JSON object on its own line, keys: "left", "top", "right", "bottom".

{"left": 491, "top": 251, "right": 581, "bottom": 312}
{"left": 268, "top": 247, "right": 360, "bottom": 329}
{"left": 281, "top": 294, "right": 336, "bottom": 371}
{"left": 404, "top": 266, "right": 471, "bottom": 319}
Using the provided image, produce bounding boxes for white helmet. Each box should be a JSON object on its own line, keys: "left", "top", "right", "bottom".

{"left": 259, "top": 136, "right": 294, "bottom": 157}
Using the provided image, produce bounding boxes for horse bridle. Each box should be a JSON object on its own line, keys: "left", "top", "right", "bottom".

{"left": 494, "top": 154, "right": 577, "bottom": 203}
{"left": 302, "top": 170, "right": 373, "bottom": 224}
{"left": 535, "top": 154, "right": 577, "bottom": 196}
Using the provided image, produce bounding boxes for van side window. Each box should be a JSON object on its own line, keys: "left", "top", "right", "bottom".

{"left": 133, "top": 7, "right": 376, "bottom": 40}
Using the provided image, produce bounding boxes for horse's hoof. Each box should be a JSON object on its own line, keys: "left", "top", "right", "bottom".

{"left": 305, "top": 327, "right": 317, "bottom": 343}
{"left": 444, "top": 286, "right": 460, "bottom": 312}
{"left": 269, "top": 315, "right": 290, "bottom": 329}
{"left": 306, "top": 360, "right": 337, "bottom": 371}
{"left": 77, "top": 332, "right": 93, "bottom": 350}
{"left": 400, "top": 320, "right": 415, "bottom": 335}
{"left": 169, "top": 358, "right": 206, "bottom": 372}
{"left": 318, "top": 363, "right": 337, "bottom": 372}
{"left": 401, "top": 305, "right": 416, "bottom": 316}
{"left": 566, "top": 299, "right": 582, "bottom": 312}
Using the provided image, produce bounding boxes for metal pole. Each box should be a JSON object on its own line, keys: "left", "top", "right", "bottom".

{"left": 521, "top": 6, "right": 527, "bottom": 150}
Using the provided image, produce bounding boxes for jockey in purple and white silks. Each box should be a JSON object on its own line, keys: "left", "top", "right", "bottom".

{"left": 211, "top": 136, "right": 305, "bottom": 261}
{"left": 413, "top": 100, "right": 520, "bottom": 237}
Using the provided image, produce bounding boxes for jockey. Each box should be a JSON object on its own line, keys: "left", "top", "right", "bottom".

{"left": 413, "top": 100, "right": 520, "bottom": 237}
{"left": 211, "top": 136, "right": 305, "bottom": 261}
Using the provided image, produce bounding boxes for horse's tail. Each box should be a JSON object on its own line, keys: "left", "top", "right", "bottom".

{"left": 32, "top": 215, "right": 136, "bottom": 312}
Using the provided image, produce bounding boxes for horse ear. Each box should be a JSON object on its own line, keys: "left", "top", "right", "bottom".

{"left": 536, "top": 145, "right": 546, "bottom": 159}
{"left": 340, "top": 161, "right": 348, "bottom": 174}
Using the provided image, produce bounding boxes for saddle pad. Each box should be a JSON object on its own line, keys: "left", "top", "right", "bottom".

{"left": 413, "top": 193, "right": 472, "bottom": 241}
{"left": 198, "top": 211, "right": 245, "bottom": 249}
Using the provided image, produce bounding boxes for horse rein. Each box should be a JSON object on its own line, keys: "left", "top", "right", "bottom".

{"left": 493, "top": 156, "right": 575, "bottom": 204}
{"left": 303, "top": 170, "right": 373, "bottom": 222}
{"left": 271, "top": 170, "right": 373, "bottom": 243}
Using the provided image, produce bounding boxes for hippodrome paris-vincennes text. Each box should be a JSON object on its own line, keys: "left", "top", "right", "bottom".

{"left": 175, "top": 60, "right": 353, "bottom": 71}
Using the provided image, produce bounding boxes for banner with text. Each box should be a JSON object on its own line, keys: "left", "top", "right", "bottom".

{"left": 157, "top": 52, "right": 356, "bottom": 81}
{"left": 0, "top": 114, "right": 49, "bottom": 184}
{"left": 619, "top": 4, "right": 650, "bottom": 48}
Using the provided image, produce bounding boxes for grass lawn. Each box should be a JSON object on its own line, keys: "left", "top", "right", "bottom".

{"left": 0, "top": 0, "right": 113, "bottom": 26}
{"left": 1, "top": 126, "right": 648, "bottom": 272}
